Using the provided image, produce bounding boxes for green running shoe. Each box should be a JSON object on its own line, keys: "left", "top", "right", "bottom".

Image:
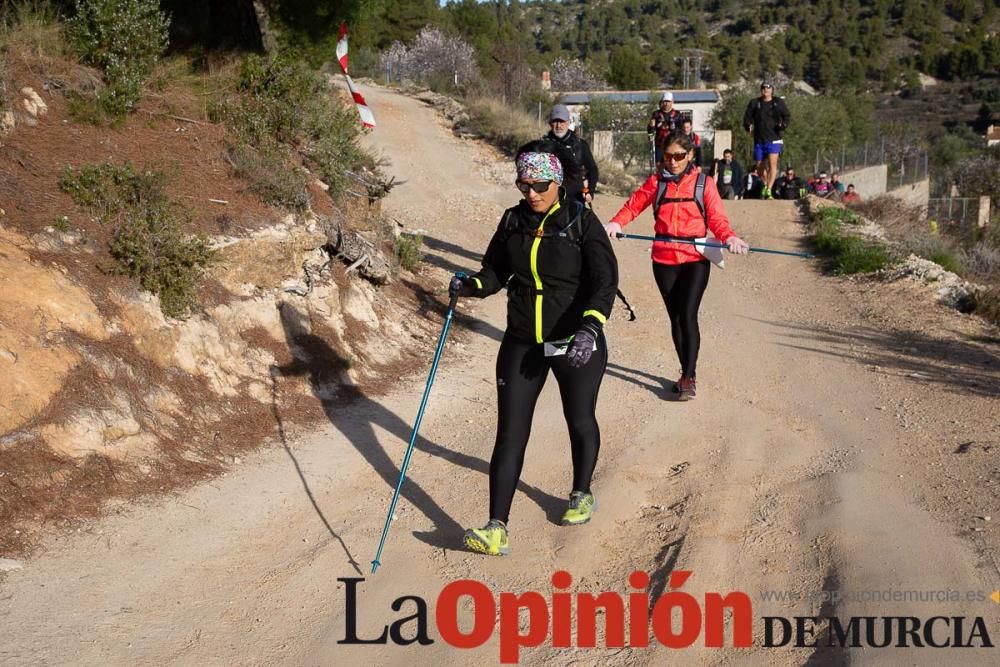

{"left": 762, "top": 186, "right": 774, "bottom": 200}
{"left": 561, "top": 491, "right": 596, "bottom": 526}
{"left": 464, "top": 519, "right": 509, "bottom": 556}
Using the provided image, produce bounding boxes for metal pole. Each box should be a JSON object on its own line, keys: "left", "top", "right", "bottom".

{"left": 616, "top": 233, "right": 815, "bottom": 258}
{"left": 371, "top": 288, "right": 461, "bottom": 574}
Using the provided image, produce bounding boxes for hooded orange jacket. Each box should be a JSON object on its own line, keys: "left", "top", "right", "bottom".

{"left": 610, "top": 167, "right": 736, "bottom": 265}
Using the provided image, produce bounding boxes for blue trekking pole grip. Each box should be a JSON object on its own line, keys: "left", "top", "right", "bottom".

{"left": 615, "top": 232, "right": 814, "bottom": 259}
{"left": 371, "top": 272, "right": 465, "bottom": 574}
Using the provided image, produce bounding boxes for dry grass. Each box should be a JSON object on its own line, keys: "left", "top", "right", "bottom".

{"left": 462, "top": 95, "right": 546, "bottom": 155}
{"left": 851, "top": 194, "right": 1000, "bottom": 285}
{"left": 597, "top": 158, "right": 639, "bottom": 196}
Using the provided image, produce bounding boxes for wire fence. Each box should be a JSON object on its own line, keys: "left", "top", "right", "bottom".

{"left": 804, "top": 143, "right": 929, "bottom": 188}
{"left": 926, "top": 197, "right": 985, "bottom": 243}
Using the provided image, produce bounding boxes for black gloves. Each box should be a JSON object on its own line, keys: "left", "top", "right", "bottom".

{"left": 449, "top": 275, "right": 476, "bottom": 298}
{"left": 566, "top": 324, "right": 599, "bottom": 368}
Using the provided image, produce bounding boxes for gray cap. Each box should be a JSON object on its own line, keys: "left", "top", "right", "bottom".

{"left": 660, "top": 91, "right": 674, "bottom": 102}
{"left": 549, "top": 104, "right": 570, "bottom": 122}
{"left": 760, "top": 80, "right": 774, "bottom": 89}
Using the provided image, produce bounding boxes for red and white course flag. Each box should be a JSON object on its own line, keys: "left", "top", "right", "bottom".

{"left": 336, "top": 22, "right": 376, "bottom": 129}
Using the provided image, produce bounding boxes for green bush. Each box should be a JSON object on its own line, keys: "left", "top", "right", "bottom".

{"left": 211, "top": 54, "right": 372, "bottom": 203}
{"left": 813, "top": 206, "right": 861, "bottom": 226}
{"left": 60, "top": 162, "right": 212, "bottom": 317}
{"left": 226, "top": 141, "right": 309, "bottom": 211}
{"left": 926, "top": 248, "right": 965, "bottom": 275}
{"left": 835, "top": 242, "right": 893, "bottom": 274}
{"left": 59, "top": 162, "right": 164, "bottom": 223}
{"left": 65, "top": 0, "right": 168, "bottom": 118}
{"left": 395, "top": 233, "right": 423, "bottom": 272}
{"left": 812, "top": 211, "right": 892, "bottom": 274}
{"left": 109, "top": 209, "right": 212, "bottom": 318}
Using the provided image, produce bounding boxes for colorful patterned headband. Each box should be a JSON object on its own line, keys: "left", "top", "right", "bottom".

{"left": 515, "top": 152, "right": 563, "bottom": 185}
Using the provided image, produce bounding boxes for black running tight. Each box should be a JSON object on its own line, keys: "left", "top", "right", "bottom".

{"left": 652, "top": 260, "right": 711, "bottom": 377}
{"left": 489, "top": 331, "right": 608, "bottom": 523}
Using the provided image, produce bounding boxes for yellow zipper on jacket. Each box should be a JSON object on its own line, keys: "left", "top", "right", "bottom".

{"left": 529, "top": 201, "right": 561, "bottom": 344}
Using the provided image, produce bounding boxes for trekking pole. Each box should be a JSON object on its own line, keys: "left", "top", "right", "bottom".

{"left": 616, "top": 232, "right": 814, "bottom": 259}
{"left": 371, "top": 273, "right": 464, "bottom": 574}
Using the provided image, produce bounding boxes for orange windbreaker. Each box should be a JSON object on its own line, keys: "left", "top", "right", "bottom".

{"left": 610, "top": 167, "right": 736, "bottom": 265}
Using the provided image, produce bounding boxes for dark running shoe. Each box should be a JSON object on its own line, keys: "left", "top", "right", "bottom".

{"left": 677, "top": 376, "right": 697, "bottom": 401}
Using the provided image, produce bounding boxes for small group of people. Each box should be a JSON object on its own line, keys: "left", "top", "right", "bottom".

{"left": 449, "top": 107, "right": 749, "bottom": 556}
{"left": 768, "top": 167, "right": 861, "bottom": 201}
{"left": 648, "top": 92, "right": 702, "bottom": 167}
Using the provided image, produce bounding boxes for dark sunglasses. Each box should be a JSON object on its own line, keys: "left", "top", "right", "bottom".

{"left": 663, "top": 151, "right": 690, "bottom": 162}
{"left": 516, "top": 180, "right": 553, "bottom": 194}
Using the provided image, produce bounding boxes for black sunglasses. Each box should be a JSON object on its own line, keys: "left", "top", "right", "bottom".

{"left": 516, "top": 180, "right": 553, "bottom": 194}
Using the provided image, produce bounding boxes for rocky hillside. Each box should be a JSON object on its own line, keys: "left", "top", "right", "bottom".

{"left": 0, "top": 42, "right": 447, "bottom": 556}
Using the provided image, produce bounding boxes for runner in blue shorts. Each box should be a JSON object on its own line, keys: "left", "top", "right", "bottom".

{"left": 753, "top": 140, "right": 783, "bottom": 163}
{"left": 743, "top": 82, "right": 790, "bottom": 200}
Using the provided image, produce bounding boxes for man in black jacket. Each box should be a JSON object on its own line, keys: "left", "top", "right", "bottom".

{"left": 546, "top": 104, "right": 599, "bottom": 205}
{"left": 774, "top": 166, "right": 806, "bottom": 200}
{"left": 743, "top": 82, "right": 790, "bottom": 200}
{"left": 712, "top": 149, "right": 745, "bottom": 199}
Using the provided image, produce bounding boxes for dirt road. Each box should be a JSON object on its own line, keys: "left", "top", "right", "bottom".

{"left": 1, "top": 85, "right": 997, "bottom": 665}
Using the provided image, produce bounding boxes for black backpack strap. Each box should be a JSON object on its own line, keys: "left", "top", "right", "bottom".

{"left": 653, "top": 178, "right": 667, "bottom": 220}
{"left": 693, "top": 172, "right": 708, "bottom": 233}
{"left": 549, "top": 201, "right": 587, "bottom": 244}
{"left": 653, "top": 173, "right": 709, "bottom": 235}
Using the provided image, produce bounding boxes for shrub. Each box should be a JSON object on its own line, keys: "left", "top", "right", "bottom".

{"left": 812, "top": 210, "right": 893, "bottom": 274}
{"left": 926, "top": 248, "right": 965, "bottom": 275}
{"left": 227, "top": 141, "right": 309, "bottom": 210}
{"left": 65, "top": 0, "right": 168, "bottom": 117}
{"left": 109, "top": 208, "right": 212, "bottom": 318}
{"left": 60, "top": 162, "right": 212, "bottom": 317}
{"left": 59, "top": 162, "right": 163, "bottom": 223}
{"left": 211, "top": 54, "right": 372, "bottom": 203}
{"left": 835, "top": 242, "right": 893, "bottom": 274}
{"left": 813, "top": 206, "right": 861, "bottom": 226}
{"left": 395, "top": 233, "right": 423, "bottom": 272}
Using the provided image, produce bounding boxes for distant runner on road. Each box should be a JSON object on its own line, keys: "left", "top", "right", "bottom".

{"left": 743, "top": 82, "right": 790, "bottom": 200}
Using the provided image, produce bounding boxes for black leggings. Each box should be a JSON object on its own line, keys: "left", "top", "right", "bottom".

{"left": 652, "top": 260, "right": 711, "bottom": 377}
{"left": 489, "top": 331, "right": 608, "bottom": 523}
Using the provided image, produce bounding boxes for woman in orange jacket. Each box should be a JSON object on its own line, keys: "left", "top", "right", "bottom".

{"left": 605, "top": 132, "right": 749, "bottom": 400}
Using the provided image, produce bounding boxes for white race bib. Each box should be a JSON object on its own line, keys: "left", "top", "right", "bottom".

{"left": 544, "top": 336, "right": 598, "bottom": 357}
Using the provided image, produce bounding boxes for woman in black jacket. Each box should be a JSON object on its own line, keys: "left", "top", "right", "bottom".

{"left": 449, "top": 139, "right": 619, "bottom": 556}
